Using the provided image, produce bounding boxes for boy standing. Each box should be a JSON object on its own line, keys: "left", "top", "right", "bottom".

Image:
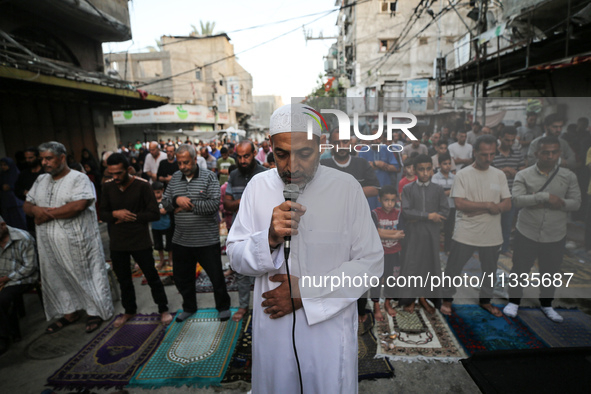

{"left": 431, "top": 153, "right": 456, "bottom": 253}
{"left": 398, "top": 158, "right": 417, "bottom": 196}
{"left": 370, "top": 185, "right": 405, "bottom": 320}
{"left": 151, "top": 181, "right": 173, "bottom": 269}
{"left": 399, "top": 154, "right": 449, "bottom": 313}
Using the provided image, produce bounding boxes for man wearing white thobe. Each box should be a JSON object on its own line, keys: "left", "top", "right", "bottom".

{"left": 227, "top": 104, "right": 383, "bottom": 393}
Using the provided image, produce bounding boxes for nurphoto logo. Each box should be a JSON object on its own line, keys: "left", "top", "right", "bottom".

{"left": 303, "top": 108, "right": 419, "bottom": 153}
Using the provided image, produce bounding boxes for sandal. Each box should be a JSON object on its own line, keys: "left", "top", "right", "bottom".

{"left": 46, "top": 315, "right": 80, "bottom": 334}
{"left": 85, "top": 316, "right": 103, "bottom": 334}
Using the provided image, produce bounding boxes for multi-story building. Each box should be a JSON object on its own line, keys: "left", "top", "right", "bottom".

{"left": 105, "top": 34, "right": 254, "bottom": 143}
{"left": 0, "top": 0, "right": 167, "bottom": 159}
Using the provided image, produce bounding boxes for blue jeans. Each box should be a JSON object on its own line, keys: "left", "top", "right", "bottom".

{"left": 501, "top": 205, "right": 517, "bottom": 253}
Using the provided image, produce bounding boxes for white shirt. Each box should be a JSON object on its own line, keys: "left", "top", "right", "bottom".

{"left": 143, "top": 151, "right": 167, "bottom": 183}
{"left": 227, "top": 165, "right": 383, "bottom": 394}
{"left": 448, "top": 142, "right": 473, "bottom": 169}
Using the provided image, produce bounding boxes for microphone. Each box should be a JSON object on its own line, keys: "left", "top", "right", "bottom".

{"left": 282, "top": 184, "right": 300, "bottom": 251}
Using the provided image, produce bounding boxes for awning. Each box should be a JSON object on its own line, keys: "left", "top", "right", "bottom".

{"left": 0, "top": 65, "right": 168, "bottom": 110}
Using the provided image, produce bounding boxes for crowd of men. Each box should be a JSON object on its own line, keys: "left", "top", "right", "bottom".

{"left": 0, "top": 105, "right": 587, "bottom": 393}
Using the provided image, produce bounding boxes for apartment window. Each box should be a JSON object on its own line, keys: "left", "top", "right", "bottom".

{"left": 446, "top": 36, "right": 456, "bottom": 44}
{"left": 380, "top": 1, "right": 397, "bottom": 13}
{"left": 419, "top": 37, "right": 429, "bottom": 45}
{"left": 378, "top": 38, "right": 399, "bottom": 53}
{"left": 195, "top": 70, "right": 202, "bottom": 80}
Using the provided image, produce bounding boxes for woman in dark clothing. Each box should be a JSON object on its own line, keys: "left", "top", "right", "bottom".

{"left": 0, "top": 157, "right": 27, "bottom": 230}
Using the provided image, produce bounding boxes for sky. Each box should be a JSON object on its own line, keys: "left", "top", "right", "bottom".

{"left": 102, "top": 0, "right": 340, "bottom": 104}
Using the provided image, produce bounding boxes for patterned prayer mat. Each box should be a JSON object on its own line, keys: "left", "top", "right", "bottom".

{"left": 445, "top": 304, "right": 547, "bottom": 356}
{"left": 46, "top": 314, "right": 166, "bottom": 390}
{"left": 195, "top": 271, "right": 255, "bottom": 293}
{"left": 518, "top": 308, "right": 591, "bottom": 347}
{"left": 358, "top": 311, "right": 395, "bottom": 380}
{"left": 222, "top": 310, "right": 394, "bottom": 383}
{"left": 128, "top": 308, "right": 242, "bottom": 388}
{"left": 222, "top": 312, "right": 253, "bottom": 384}
{"left": 375, "top": 304, "right": 466, "bottom": 362}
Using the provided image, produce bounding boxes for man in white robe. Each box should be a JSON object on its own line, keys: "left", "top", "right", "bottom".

{"left": 226, "top": 104, "right": 383, "bottom": 393}
{"left": 24, "top": 142, "right": 113, "bottom": 334}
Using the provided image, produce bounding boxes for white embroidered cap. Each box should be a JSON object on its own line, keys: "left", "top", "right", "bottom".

{"left": 269, "top": 103, "right": 322, "bottom": 137}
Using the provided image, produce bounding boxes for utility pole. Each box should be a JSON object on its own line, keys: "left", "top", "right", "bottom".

{"left": 473, "top": 0, "right": 488, "bottom": 124}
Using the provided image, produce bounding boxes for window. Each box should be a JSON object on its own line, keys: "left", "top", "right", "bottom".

{"left": 380, "top": 1, "right": 397, "bottom": 13}
{"left": 419, "top": 37, "right": 429, "bottom": 45}
{"left": 379, "top": 38, "right": 399, "bottom": 52}
{"left": 195, "top": 70, "right": 202, "bottom": 80}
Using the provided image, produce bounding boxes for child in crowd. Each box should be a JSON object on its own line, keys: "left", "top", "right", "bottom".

{"left": 370, "top": 185, "right": 405, "bottom": 321}
{"left": 398, "top": 158, "right": 417, "bottom": 196}
{"left": 399, "top": 154, "right": 449, "bottom": 313}
{"left": 431, "top": 153, "right": 456, "bottom": 253}
{"left": 151, "top": 181, "right": 173, "bottom": 269}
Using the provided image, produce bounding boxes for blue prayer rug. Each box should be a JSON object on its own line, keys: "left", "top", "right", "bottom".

{"left": 46, "top": 314, "right": 166, "bottom": 390}
{"left": 445, "top": 304, "right": 547, "bottom": 355}
{"left": 518, "top": 308, "right": 591, "bottom": 347}
{"left": 128, "top": 308, "right": 241, "bottom": 388}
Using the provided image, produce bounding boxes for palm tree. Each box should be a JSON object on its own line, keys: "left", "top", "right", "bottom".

{"left": 190, "top": 20, "right": 216, "bottom": 37}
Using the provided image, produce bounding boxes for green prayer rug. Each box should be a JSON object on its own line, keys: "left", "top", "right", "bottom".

{"left": 128, "top": 308, "right": 241, "bottom": 388}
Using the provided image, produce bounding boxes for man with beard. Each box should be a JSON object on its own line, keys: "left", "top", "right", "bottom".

{"left": 23, "top": 141, "right": 113, "bottom": 333}
{"left": 14, "top": 147, "right": 44, "bottom": 235}
{"left": 227, "top": 103, "right": 383, "bottom": 393}
{"left": 144, "top": 141, "right": 167, "bottom": 184}
{"left": 527, "top": 114, "right": 576, "bottom": 169}
{"left": 100, "top": 153, "right": 173, "bottom": 327}
{"left": 320, "top": 128, "right": 380, "bottom": 324}
{"left": 162, "top": 144, "right": 231, "bottom": 322}
{"left": 199, "top": 147, "right": 217, "bottom": 172}
{"left": 157, "top": 145, "right": 179, "bottom": 189}
{"left": 223, "top": 140, "right": 267, "bottom": 321}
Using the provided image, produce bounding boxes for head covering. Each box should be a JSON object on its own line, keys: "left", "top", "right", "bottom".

{"left": 0, "top": 157, "right": 20, "bottom": 188}
{"left": 269, "top": 103, "right": 322, "bottom": 137}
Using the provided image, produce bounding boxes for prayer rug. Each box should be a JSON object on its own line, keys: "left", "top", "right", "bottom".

{"left": 195, "top": 271, "right": 254, "bottom": 293}
{"left": 358, "top": 311, "right": 395, "bottom": 380}
{"left": 222, "top": 311, "right": 394, "bottom": 383}
{"left": 518, "top": 308, "right": 591, "bottom": 347}
{"left": 222, "top": 312, "right": 253, "bottom": 383}
{"left": 461, "top": 347, "right": 591, "bottom": 394}
{"left": 375, "top": 304, "right": 466, "bottom": 362}
{"left": 46, "top": 314, "right": 166, "bottom": 390}
{"left": 445, "top": 304, "right": 547, "bottom": 356}
{"left": 128, "top": 308, "right": 242, "bottom": 388}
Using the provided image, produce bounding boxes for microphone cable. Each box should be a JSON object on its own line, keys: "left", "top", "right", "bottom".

{"left": 284, "top": 243, "right": 303, "bottom": 394}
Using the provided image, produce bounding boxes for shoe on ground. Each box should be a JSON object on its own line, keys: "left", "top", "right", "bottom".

{"left": 503, "top": 302, "right": 519, "bottom": 318}
{"left": 541, "top": 307, "right": 563, "bottom": 323}
{"left": 175, "top": 311, "right": 195, "bottom": 322}
{"left": 218, "top": 309, "right": 231, "bottom": 321}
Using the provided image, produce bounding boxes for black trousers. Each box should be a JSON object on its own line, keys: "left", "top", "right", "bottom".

{"left": 0, "top": 284, "right": 31, "bottom": 339}
{"left": 172, "top": 242, "right": 230, "bottom": 313}
{"left": 442, "top": 240, "right": 500, "bottom": 304}
{"left": 443, "top": 208, "right": 456, "bottom": 253}
{"left": 508, "top": 231, "right": 566, "bottom": 307}
{"left": 111, "top": 249, "right": 169, "bottom": 314}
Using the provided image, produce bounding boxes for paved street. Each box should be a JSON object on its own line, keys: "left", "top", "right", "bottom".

{"left": 1, "top": 222, "right": 589, "bottom": 393}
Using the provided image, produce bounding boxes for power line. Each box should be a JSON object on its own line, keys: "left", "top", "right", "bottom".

{"left": 136, "top": 4, "right": 351, "bottom": 89}
{"left": 160, "top": 0, "right": 371, "bottom": 48}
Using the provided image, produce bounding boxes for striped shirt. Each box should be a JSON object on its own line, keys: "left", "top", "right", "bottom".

{"left": 492, "top": 147, "right": 525, "bottom": 190}
{"left": 162, "top": 168, "right": 221, "bottom": 247}
{"left": 0, "top": 226, "right": 38, "bottom": 287}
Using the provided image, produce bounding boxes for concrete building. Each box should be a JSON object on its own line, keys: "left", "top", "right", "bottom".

{"left": 249, "top": 95, "right": 283, "bottom": 141}
{"left": 105, "top": 34, "right": 254, "bottom": 143}
{"left": 0, "top": 0, "right": 167, "bottom": 160}
{"left": 329, "top": 0, "right": 472, "bottom": 105}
